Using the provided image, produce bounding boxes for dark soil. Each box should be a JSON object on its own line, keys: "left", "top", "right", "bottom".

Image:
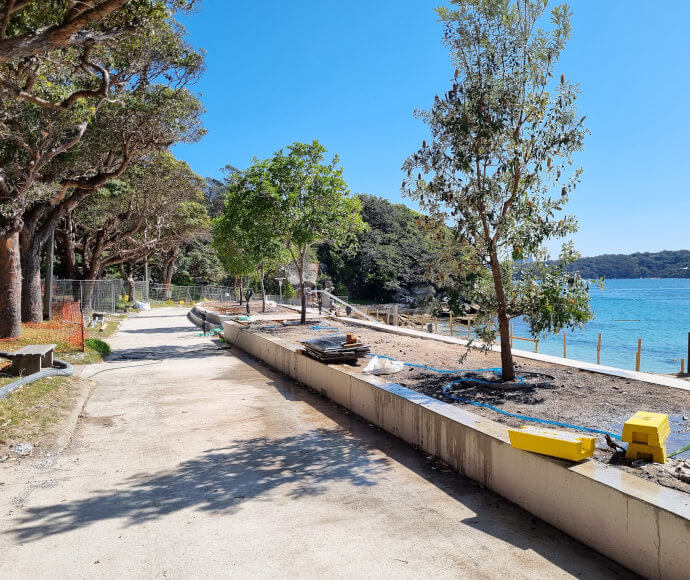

{"left": 256, "top": 319, "right": 690, "bottom": 493}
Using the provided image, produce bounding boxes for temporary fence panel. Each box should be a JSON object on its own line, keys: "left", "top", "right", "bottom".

{"left": 0, "top": 300, "right": 85, "bottom": 353}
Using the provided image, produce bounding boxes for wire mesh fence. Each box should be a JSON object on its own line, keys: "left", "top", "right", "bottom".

{"left": 51, "top": 279, "right": 237, "bottom": 313}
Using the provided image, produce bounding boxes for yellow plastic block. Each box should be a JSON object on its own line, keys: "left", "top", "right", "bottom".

{"left": 508, "top": 426, "right": 595, "bottom": 461}
{"left": 626, "top": 442, "right": 667, "bottom": 464}
{"left": 622, "top": 411, "right": 670, "bottom": 446}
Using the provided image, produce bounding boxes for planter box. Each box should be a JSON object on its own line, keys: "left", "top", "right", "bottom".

{"left": 223, "top": 320, "right": 690, "bottom": 579}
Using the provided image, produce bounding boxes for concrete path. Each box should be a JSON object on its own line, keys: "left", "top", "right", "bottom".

{"left": 0, "top": 309, "right": 632, "bottom": 579}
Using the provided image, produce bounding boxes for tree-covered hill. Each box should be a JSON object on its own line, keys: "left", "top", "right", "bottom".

{"left": 317, "top": 195, "right": 437, "bottom": 302}
{"left": 566, "top": 250, "right": 690, "bottom": 278}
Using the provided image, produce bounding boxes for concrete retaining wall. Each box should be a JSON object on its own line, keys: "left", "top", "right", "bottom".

{"left": 223, "top": 321, "right": 690, "bottom": 579}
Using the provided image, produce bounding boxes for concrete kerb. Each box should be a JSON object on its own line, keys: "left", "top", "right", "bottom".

{"left": 222, "top": 318, "right": 690, "bottom": 579}
{"left": 334, "top": 315, "right": 690, "bottom": 392}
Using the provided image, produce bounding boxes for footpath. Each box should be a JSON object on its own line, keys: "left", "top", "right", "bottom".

{"left": 0, "top": 309, "right": 631, "bottom": 578}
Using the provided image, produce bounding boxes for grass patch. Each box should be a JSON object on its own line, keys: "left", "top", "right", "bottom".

{"left": 0, "top": 375, "right": 80, "bottom": 453}
{"left": 87, "top": 314, "right": 126, "bottom": 339}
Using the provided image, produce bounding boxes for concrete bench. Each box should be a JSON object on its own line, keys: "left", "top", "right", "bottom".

{"left": 2, "top": 344, "right": 56, "bottom": 376}
{"left": 89, "top": 311, "right": 107, "bottom": 327}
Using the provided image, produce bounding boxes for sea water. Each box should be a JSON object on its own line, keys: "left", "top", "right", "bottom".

{"left": 508, "top": 279, "right": 690, "bottom": 375}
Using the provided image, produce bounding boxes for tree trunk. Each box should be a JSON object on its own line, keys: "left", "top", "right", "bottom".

{"left": 489, "top": 250, "right": 515, "bottom": 381}
{"left": 119, "top": 263, "right": 135, "bottom": 302}
{"left": 19, "top": 224, "right": 43, "bottom": 323}
{"left": 57, "top": 214, "right": 79, "bottom": 278}
{"left": 233, "top": 275, "right": 238, "bottom": 302}
{"left": 0, "top": 231, "right": 22, "bottom": 338}
{"left": 239, "top": 277, "right": 243, "bottom": 305}
{"left": 259, "top": 267, "right": 266, "bottom": 312}
{"left": 299, "top": 251, "right": 306, "bottom": 325}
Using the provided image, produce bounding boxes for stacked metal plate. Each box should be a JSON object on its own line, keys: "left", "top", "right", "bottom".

{"left": 302, "top": 334, "right": 370, "bottom": 364}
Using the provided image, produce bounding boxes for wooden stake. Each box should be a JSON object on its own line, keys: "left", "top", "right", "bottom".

{"left": 596, "top": 333, "right": 602, "bottom": 365}
{"left": 449, "top": 313, "right": 453, "bottom": 335}
{"left": 534, "top": 340, "right": 539, "bottom": 353}
{"left": 636, "top": 338, "right": 641, "bottom": 372}
{"left": 434, "top": 317, "right": 438, "bottom": 333}
{"left": 563, "top": 332, "right": 567, "bottom": 358}
{"left": 681, "top": 358, "right": 685, "bottom": 374}
{"left": 467, "top": 322, "right": 470, "bottom": 339}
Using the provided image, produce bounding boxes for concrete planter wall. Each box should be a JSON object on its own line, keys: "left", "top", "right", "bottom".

{"left": 222, "top": 320, "right": 689, "bottom": 579}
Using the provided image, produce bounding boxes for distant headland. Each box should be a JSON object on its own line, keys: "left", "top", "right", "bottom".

{"left": 565, "top": 250, "right": 690, "bottom": 279}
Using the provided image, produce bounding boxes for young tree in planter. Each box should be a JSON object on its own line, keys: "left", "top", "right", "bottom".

{"left": 403, "top": 0, "right": 593, "bottom": 381}
{"left": 265, "top": 141, "right": 364, "bottom": 324}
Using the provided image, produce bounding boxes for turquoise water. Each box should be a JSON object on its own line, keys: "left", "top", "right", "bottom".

{"left": 510, "top": 279, "right": 690, "bottom": 374}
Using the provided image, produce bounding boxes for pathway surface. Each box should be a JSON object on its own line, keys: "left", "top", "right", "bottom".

{"left": 0, "top": 309, "right": 633, "bottom": 579}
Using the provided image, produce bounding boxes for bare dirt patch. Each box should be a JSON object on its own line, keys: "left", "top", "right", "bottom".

{"left": 205, "top": 301, "right": 295, "bottom": 317}
{"left": 251, "top": 319, "right": 690, "bottom": 493}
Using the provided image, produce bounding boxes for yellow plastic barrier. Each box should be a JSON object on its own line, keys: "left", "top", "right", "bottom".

{"left": 508, "top": 426, "right": 595, "bottom": 461}
{"left": 626, "top": 442, "right": 667, "bottom": 464}
{"left": 621, "top": 411, "right": 669, "bottom": 446}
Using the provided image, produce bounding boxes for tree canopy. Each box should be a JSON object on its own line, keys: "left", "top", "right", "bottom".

{"left": 317, "top": 194, "right": 438, "bottom": 302}
{"left": 213, "top": 141, "right": 364, "bottom": 322}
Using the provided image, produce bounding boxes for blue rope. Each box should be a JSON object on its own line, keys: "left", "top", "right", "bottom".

{"left": 311, "top": 324, "right": 339, "bottom": 331}
{"left": 369, "top": 353, "right": 621, "bottom": 439}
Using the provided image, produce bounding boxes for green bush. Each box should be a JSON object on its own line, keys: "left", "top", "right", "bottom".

{"left": 282, "top": 283, "right": 297, "bottom": 300}
{"left": 85, "top": 338, "right": 111, "bottom": 358}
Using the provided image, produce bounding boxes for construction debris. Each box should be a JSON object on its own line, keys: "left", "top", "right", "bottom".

{"left": 301, "top": 334, "right": 370, "bottom": 364}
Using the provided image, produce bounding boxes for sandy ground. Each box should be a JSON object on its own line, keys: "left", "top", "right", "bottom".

{"left": 0, "top": 309, "right": 632, "bottom": 578}
{"left": 258, "top": 319, "right": 690, "bottom": 493}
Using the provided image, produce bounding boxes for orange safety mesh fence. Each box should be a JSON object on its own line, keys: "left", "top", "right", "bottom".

{"left": 0, "top": 301, "right": 85, "bottom": 354}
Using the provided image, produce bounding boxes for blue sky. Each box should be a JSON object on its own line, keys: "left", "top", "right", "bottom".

{"left": 173, "top": 1, "right": 690, "bottom": 257}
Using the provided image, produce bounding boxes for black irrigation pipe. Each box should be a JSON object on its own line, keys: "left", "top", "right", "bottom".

{"left": 0, "top": 358, "right": 74, "bottom": 400}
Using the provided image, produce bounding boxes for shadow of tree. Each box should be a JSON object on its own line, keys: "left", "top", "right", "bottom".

{"left": 119, "top": 326, "right": 198, "bottom": 334}
{"left": 107, "top": 342, "right": 231, "bottom": 361}
{"left": 7, "top": 427, "right": 390, "bottom": 542}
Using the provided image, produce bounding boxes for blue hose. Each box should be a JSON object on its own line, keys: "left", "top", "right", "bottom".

{"left": 369, "top": 353, "right": 621, "bottom": 439}
{"left": 311, "top": 324, "right": 339, "bottom": 331}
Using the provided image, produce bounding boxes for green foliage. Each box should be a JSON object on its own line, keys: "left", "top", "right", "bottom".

{"left": 85, "top": 338, "right": 111, "bottom": 358}
{"left": 172, "top": 240, "right": 226, "bottom": 285}
{"left": 403, "top": 0, "right": 591, "bottom": 379}
{"left": 263, "top": 142, "right": 364, "bottom": 259}
{"left": 212, "top": 167, "right": 288, "bottom": 279}
{"left": 282, "top": 281, "right": 297, "bottom": 300}
{"left": 213, "top": 140, "right": 364, "bottom": 321}
{"left": 318, "top": 194, "right": 438, "bottom": 302}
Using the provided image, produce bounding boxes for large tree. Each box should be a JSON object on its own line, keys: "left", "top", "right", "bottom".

{"left": 403, "top": 0, "right": 592, "bottom": 381}
{"left": 18, "top": 84, "right": 203, "bottom": 322}
{"left": 60, "top": 151, "right": 207, "bottom": 282}
{"left": 241, "top": 142, "right": 364, "bottom": 323}
{"left": 0, "top": 0, "right": 202, "bottom": 336}
{"left": 212, "top": 167, "right": 288, "bottom": 313}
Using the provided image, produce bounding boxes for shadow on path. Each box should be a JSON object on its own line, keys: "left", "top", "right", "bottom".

{"left": 7, "top": 427, "right": 389, "bottom": 543}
